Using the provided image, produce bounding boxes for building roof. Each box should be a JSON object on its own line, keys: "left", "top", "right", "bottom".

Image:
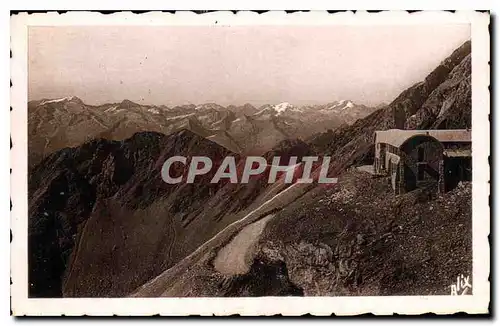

{"left": 375, "top": 129, "right": 471, "bottom": 148}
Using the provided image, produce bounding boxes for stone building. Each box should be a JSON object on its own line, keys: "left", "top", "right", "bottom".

{"left": 373, "top": 129, "right": 471, "bottom": 194}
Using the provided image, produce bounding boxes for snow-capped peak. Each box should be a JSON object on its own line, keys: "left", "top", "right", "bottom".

{"left": 104, "top": 105, "right": 119, "bottom": 113}
{"left": 40, "top": 96, "right": 81, "bottom": 105}
{"left": 274, "top": 102, "right": 293, "bottom": 114}
{"left": 323, "top": 100, "right": 356, "bottom": 112}
{"left": 343, "top": 101, "right": 354, "bottom": 110}
{"left": 271, "top": 102, "right": 304, "bottom": 115}
{"left": 251, "top": 102, "right": 303, "bottom": 117}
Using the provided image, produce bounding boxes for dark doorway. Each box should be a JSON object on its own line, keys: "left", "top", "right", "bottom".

{"left": 444, "top": 157, "right": 472, "bottom": 191}
{"left": 401, "top": 135, "right": 443, "bottom": 193}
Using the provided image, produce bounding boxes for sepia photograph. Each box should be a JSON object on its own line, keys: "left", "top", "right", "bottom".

{"left": 10, "top": 11, "right": 490, "bottom": 315}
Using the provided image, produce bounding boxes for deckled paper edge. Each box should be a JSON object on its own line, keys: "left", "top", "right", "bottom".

{"left": 10, "top": 10, "right": 490, "bottom": 316}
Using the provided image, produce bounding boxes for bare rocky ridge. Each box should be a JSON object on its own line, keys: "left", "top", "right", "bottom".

{"left": 28, "top": 40, "right": 472, "bottom": 298}
{"left": 392, "top": 41, "right": 471, "bottom": 130}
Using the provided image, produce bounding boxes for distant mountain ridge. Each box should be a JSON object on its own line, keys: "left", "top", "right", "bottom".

{"left": 28, "top": 97, "right": 377, "bottom": 167}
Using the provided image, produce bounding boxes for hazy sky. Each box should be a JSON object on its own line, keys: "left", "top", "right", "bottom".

{"left": 28, "top": 25, "right": 470, "bottom": 107}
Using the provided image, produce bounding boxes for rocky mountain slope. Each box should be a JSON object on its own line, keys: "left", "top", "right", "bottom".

{"left": 133, "top": 170, "right": 471, "bottom": 297}
{"left": 28, "top": 129, "right": 315, "bottom": 297}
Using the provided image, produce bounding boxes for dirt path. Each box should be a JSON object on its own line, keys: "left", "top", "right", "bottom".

{"left": 131, "top": 182, "right": 314, "bottom": 297}
{"left": 213, "top": 214, "right": 274, "bottom": 275}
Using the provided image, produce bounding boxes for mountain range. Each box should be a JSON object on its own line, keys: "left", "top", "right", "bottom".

{"left": 28, "top": 97, "right": 376, "bottom": 167}
{"left": 28, "top": 40, "right": 472, "bottom": 297}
